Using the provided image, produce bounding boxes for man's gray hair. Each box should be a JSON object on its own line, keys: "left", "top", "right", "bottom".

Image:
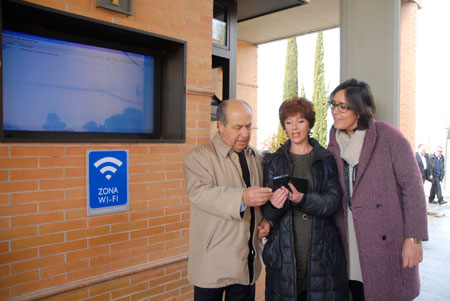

{"left": 216, "top": 99, "right": 253, "bottom": 126}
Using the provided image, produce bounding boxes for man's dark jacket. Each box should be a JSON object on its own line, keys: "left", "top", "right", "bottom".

{"left": 261, "top": 138, "right": 348, "bottom": 301}
{"left": 429, "top": 154, "right": 446, "bottom": 181}
{"left": 415, "top": 152, "right": 430, "bottom": 182}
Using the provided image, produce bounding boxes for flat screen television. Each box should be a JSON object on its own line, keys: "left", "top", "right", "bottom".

{"left": 3, "top": 29, "right": 158, "bottom": 135}
{"left": 0, "top": 0, "right": 190, "bottom": 143}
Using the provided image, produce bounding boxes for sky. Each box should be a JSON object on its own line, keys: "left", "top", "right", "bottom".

{"left": 257, "top": 28, "right": 339, "bottom": 149}
{"left": 416, "top": 0, "right": 450, "bottom": 151}
{"left": 257, "top": 1, "right": 450, "bottom": 154}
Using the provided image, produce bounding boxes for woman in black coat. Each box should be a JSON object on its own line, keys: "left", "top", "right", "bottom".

{"left": 262, "top": 97, "right": 348, "bottom": 301}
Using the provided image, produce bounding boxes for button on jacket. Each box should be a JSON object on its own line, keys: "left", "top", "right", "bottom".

{"left": 184, "top": 133, "right": 264, "bottom": 288}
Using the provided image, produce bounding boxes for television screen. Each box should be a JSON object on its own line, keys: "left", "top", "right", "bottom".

{"left": 2, "top": 29, "right": 156, "bottom": 134}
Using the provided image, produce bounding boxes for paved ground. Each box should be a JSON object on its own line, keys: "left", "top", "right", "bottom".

{"left": 415, "top": 194, "right": 450, "bottom": 300}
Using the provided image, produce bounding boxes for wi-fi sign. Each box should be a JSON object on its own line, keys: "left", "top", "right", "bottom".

{"left": 94, "top": 157, "right": 123, "bottom": 180}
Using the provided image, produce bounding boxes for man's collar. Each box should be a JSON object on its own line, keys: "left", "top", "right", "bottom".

{"left": 212, "top": 132, "right": 255, "bottom": 158}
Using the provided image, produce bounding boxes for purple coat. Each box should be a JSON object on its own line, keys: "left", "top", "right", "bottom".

{"left": 328, "top": 120, "right": 428, "bottom": 301}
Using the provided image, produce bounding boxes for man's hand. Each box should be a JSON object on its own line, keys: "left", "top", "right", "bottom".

{"left": 257, "top": 219, "right": 271, "bottom": 239}
{"left": 243, "top": 187, "right": 273, "bottom": 207}
{"left": 402, "top": 238, "right": 423, "bottom": 268}
{"left": 287, "top": 183, "right": 304, "bottom": 203}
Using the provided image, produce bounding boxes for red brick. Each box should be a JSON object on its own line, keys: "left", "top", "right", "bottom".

{"left": 41, "top": 259, "right": 89, "bottom": 279}
{"left": 150, "top": 197, "right": 180, "bottom": 209}
{"left": 39, "top": 198, "right": 85, "bottom": 212}
{"left": 0, "top": 226, "right": 37, "bottom": 240}
{"left": 131, "top": 226, "right": 164, "bottom": 239}
{"left": 65, "top": 167, "right": 85, "bottom": 178}
{"left": 39, "top": 239, "right": 87, "bottom": 256}
{"left": 11, "top": 212, "right": 64, "bottom": 227}
{"left": 12, "top": 274, "right": 65, "bottom": 297}
{"left": 46, "top": 288, "right": 89, "bottom": 301}
{"left": 0, "top": 181, "right": 38, "bottom": 193}
{"left": 11, "top": 190, "right": 64, "bottom": 204}
{"left": 40, "top": 178, "right": 85, "bottom": 190}
{"left": 0, "top": 146, "right": 9, "bottom": 157}
{"left": 0, "top": 270, "right": 39, "bottom": 287}
{"left": 0, "top": 249, "right": 39, "bottom": 266}
{"left": 150, "top": 145, "right": 183, "bottom": 154}
{"left": 39, "top": 219, "right": 87, "bottom": 235}
{"left": 130, "top": 283, "right": 165, "bottom": 300}
{"left": 39, "top": 157, "right": 85, "bottom": 168}
{"left": 149, "top": 248, "right": 181, "bottom": 262}
{"left": 0, "top": 241, "right": 9, "bottom": 252}
{"left": 0, "top": 158, "right": 38, "bottom": 169}
{"left": 129, "top": 200, "right": 149, "bottom": 211}
{"left": 89, "top": 213, "right": 129, "bottom": 227}
{"left": 0, "top": 218, "right": 9, "bottom": 230}
{"left": 131, "top": 155, "right": 165, "bottom": 164}
{"left": 11, "top": 254, "right": 64, "bottom": 274}
{"left": 66, "top": 188, "right": 86, "bottom": 200}
{"left": 131, "top": 243, "right": 164, "bottom": 257}
{"left": 0, "top": 265, "right": 9, "bottom": 277}
{"left": 111, "top": 237, "right": 147, "bottom": 253}
{"left": 166, "top": 221, "right": 189, "bottom": 232}
{"left": 90, "top": 250, "right": 130, "bottom": 267}
{"left": 148, "top": 180, "right": 181, "bottom": 191}
{"left": 89, "top": 233, "right": 129, "bottom": 247}
{"left": 132, "top": 267, "right": 166, "bottom": 284}
{"left": 130, "top": 190, "right": 166, "bottom": 201}
{"left": 10, "top": 146, "right": 64, "bottom": 157}
{"left": 66, "top": 226, "right": 109, "bottom": 241}
{"left": 67, "top": 265, "right": 109, "bottom": 282}
{"left": 0, "top": 194, "right": 9, "bottom": 206}
{"left": 111, "top": 282, "right": 148, "bottom": 299}
{"left": 129, "top": 172, "right": 165, "bottom": 183}
{"left": 66, "top": 208, "right": 86, "bottom": 220}
{"left": 149, "top": 163, "right": 182, "bottom": 173}
{"left": 90, "top": 278, "right": 129, "bottom": 297}
{"left": 67, "top": 246, "right": 109, "bottom": 262}
{"left": 130, "top": 208, "right": 164, "bottom": 221}
{"left": 0, "top": 204, "right": 37, "bottom": 217}
{"left": 0, "top": 170, "right": 8, "bottom": 181}
{"left": 10, "top": 168, "right": 63, "bottom": 181}
{"left": 111, "top": 220, "right": 147, "bottom": 233}
{"left": 24, "top": 0, "right": 65, "bottom": 11}
{"left": 111, "top": 255, "right": 147, "bottom": 271}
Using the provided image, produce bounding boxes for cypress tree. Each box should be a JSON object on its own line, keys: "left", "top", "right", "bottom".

{"left": 311, "top": 32, "right": 328, "bottom": 147}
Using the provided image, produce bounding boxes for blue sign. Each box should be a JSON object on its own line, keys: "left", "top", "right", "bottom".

{"left": 87, "top": 150, "right": 129, "bottom": 216}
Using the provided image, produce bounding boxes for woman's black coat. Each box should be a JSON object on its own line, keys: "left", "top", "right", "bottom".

{"left": 262, "top": 138, "right": 348, "bottom": 301}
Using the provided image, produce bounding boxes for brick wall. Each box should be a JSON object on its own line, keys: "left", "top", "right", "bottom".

{"left": 400, "top": 1, "right": 420, "bottom": 148}
{"left": 0, "top": 0, "right": 215, "bottom": 299}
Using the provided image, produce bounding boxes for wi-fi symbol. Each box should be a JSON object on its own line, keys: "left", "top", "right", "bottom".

{"left": 93, "top": 157, "right": 123, "bottom": 180}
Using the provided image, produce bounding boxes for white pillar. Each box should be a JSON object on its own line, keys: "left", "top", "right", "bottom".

{"left": 340, "top": 0, "right": 401, "bottom": 127}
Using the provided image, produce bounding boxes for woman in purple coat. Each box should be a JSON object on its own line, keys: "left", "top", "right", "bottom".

{"left": 327, "top": 79, "right": 428, "bottom": 301}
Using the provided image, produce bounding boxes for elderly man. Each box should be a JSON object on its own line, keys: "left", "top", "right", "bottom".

{"left": 429, "top": 146, "right": 447, "bottom": 205}
{"left": 184, "top": 99, "right": 272, "bottom": 300}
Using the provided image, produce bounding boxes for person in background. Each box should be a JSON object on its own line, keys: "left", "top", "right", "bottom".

{"left": 184, "top": 99, "right": 272, "bottom": 301}
{"left": 429, "top": 146, "right": 447, "bottom": 205}
{"left": 415, "top": 144, "right": 431, "bottom": 184}
{"left": 262, "top": 97, "right": 348, "bottom": 301}
{"left": 327, "top": 78, "right": 428, "bottom": 301}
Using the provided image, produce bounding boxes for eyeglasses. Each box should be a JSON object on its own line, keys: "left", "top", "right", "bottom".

{"left": 328, "top": 100, "right": 352, "bottom": 113}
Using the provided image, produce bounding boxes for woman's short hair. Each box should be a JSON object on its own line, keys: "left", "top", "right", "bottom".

{"left": 329, "top": 78, "right": 376, "bottom": 130}
{"left": 279, "top": 97, "right": 315, "bottom": 130}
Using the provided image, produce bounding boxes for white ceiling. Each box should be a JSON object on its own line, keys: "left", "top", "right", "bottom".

{"left": 237, "top": 0, "right": 340, "bottom": 45}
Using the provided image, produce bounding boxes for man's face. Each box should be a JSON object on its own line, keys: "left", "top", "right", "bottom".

{"left": 419, "top": 145, "right": 426, "bottom": 155}
{"left": 436, "top": 148, "right": 443, "bottom": 157}
{"left": 218, "top": 102, "right": 252, "bottom": 153}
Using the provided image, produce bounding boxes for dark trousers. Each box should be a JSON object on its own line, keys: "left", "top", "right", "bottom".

{"left": 194, "top": 284, "right": 255, "bottom": 301}
{"left": 429, "top": 178, "right": 444, "bottom": 202}
{"left": 349, "top": 280, "right": 365, "bottom": 301}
